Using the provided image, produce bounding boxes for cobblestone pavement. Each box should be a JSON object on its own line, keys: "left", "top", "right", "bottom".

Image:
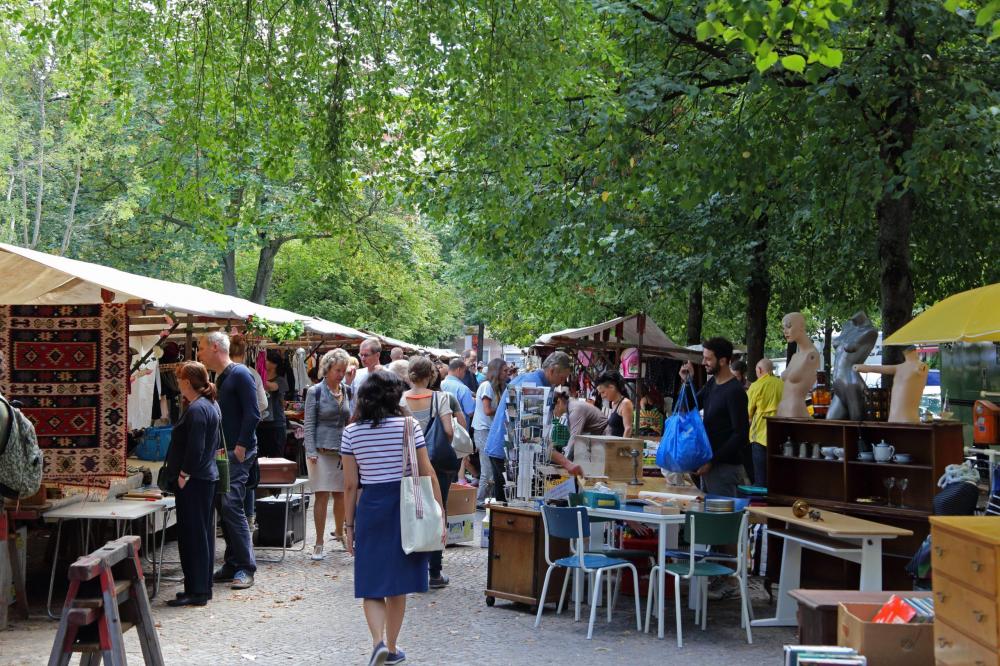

{"left": 1, "top": 510, "right": 794, "bottom": 665}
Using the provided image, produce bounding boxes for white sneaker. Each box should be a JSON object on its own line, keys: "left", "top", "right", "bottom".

{"left": 310, "top": 544, "right": 325, "bottom": 560}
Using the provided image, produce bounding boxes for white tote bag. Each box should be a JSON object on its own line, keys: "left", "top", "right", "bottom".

{"left": 399, "top": 416, "right": 444, "bottom": 554}
{"left": 451, "top": 417, "right": 475, "bottom": 458}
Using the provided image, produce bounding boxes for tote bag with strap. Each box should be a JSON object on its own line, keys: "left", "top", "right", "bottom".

{"left": 424, "top": 392, "right": 460, "bottom": 472}
{"left": 399, "top": 416, "right": 444, "bottom": 554}
{"left": 655, "top": 380, "right": 713, "bottom": 473}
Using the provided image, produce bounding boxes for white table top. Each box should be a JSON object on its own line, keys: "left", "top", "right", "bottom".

{"left": 44, "top": 499, "right": 171, "bottom": 521}
{"left": 587, "top": 504, "right": 687, "bottom": 525}
{"left": 257, "top": 477, "right": 309, "bottom": 490}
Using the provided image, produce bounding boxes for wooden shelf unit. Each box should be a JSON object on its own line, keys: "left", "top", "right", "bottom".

{"left": 764, "top": 418, "right": 965, "bottom": 589}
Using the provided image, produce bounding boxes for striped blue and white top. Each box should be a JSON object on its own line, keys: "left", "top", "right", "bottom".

{"left": 340, "top": 417, "right": 427, "bottom": 485}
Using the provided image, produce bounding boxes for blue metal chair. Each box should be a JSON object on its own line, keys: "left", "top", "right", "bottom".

{"left": 534, "top": 505, "right": 642, "bottom": 639}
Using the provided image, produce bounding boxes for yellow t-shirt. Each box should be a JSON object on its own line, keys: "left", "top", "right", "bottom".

{"left": 747, "top": 374, "right": 783, "bottom": 446}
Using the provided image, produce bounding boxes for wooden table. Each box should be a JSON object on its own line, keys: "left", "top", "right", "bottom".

{"left": 749, "top": 506, "right": 912, "bottom": 628}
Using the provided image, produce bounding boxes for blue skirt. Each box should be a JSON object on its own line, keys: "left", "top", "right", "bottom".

{"left": 355, "top": 481, "right": 429, "bottom": 599}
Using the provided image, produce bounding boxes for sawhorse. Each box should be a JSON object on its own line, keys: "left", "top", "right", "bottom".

{"left": 48, "top": 535, "right": 164, "bottom": 666}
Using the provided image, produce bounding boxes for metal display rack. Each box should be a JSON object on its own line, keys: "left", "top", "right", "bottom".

{"left": 502, "top": 385, "right": 552, "bottom": 502}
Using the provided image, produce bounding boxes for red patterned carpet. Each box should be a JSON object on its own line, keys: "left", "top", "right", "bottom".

{"left": 0, "top": 304, "right": 128, "bottom": 487}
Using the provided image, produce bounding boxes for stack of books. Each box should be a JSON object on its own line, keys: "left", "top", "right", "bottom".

{"left": 784, "top": 645, "right": 866, "bottom": 665}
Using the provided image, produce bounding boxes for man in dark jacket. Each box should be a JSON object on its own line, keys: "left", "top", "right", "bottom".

{"left": 199, "top": 331, "right": 260, "bottom": 590}
{"left": 679, "top": 337, "right": 750, "bottom": 497}
{"left": 460, "top": 349, "right": 480, "bottom": 394}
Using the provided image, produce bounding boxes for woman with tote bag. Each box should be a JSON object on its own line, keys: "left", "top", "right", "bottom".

{"left": 342, "top": 370, "right": 445, "bottom": 666}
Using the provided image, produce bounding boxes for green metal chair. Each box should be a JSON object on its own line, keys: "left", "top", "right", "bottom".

{"left": 645, "top": 510, "right": 752, "bottom": 647}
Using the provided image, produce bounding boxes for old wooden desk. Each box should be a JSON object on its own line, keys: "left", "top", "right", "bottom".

{"left": 749, "top": 506, "right": 912, "bottom": 628}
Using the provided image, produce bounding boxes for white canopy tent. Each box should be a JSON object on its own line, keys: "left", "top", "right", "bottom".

{"left": 0, "top": 243, "right": 306, "bottom": 324}
{"left": 534, "top": 313, "right": 698, "bottom": 361}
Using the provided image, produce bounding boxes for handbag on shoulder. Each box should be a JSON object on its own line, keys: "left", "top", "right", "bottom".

{"left": 399, "top": 416, "right": 444, "bottom": 554}
{"left": 423, "top": 392, "right": 460, "bottom": 472}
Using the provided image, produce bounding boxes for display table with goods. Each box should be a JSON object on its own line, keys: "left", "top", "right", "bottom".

{"left": 929, "top": 516, "right": 1000, "bottom": 666}
{"left": 764, "top": 417, "right": 963, "bottom": 590}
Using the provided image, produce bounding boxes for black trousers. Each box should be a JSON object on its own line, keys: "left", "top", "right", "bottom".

{"left": 256, "top": 424, "right": 287, "bottom": 459}
{"left": 429, "top": 469, "right": 455, "bottom": 578}
{"left": 490, "top": 457, "right": 507, "bottom": 503}
{"left": 176, "top": 477, "right": 217, "bottom": 597}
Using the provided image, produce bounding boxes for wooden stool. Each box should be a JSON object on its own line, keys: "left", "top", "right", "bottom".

{"left": 48, "top": 535, "right": 164, "bottom": 666}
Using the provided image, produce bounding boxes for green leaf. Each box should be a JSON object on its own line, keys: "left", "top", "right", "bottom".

{"left": 976, "top": 1, "right": 999, "bottom": 26}
{"left": 781, "top": 54, "right": 806, "bottom": 72}
{"left": 943, "top": 0, "right": 960, "bottom": 11}
{"left": 818, "top": 48, "right": 843, "bottom": 68}
{"left": 696, "top": 21, "right": 716, "bottom": 41}
{"left": 755, "top": 50, "right": 779, "bottom": 72}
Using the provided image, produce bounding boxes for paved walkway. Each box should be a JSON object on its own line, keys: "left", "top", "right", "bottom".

{"left": 0, "top": 510, "right": 794, "bottom": 664}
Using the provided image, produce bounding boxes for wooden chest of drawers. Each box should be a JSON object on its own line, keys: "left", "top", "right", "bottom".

{"left": 486, "top": 505, "right": 570, "bottom": 610}
{"left": 929, "top": 516, "right": 1000, "bottom": 665}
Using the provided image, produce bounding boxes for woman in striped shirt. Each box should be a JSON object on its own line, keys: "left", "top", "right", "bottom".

{"left": 342, "top": 370, "right": 444, "bottom": 666}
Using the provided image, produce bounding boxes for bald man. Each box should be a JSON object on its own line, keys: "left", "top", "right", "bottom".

{"left": 746, "top": 358, "right": 783, "bottom": 486}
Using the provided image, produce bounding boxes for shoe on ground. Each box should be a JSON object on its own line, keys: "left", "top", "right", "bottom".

{"left": 311, "top": 544, "right": 325, "bottom": 561}
{"left": 385, "top": 648, "right": 406, "bottom": 665}
{"left": 368, "top": 641, "right": 389, "bottom": 666}
{"left": 167, "top": 594, "right": 209, "bottom": 607}
{"left": 708, "top": 582, "right": 740, "bottom": 601}
{"left": 429, "top": 574, "right": 449, "bottom": 589}
{"left": 212, "top": 566, "right": 236, "bottom": 583}
{"left": 231, "top": 570, "right": 255, "bottom": 590}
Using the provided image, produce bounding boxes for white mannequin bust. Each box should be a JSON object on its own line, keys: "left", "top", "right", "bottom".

{"left": 777, "top": 312, "right": 820, "bottom": 418}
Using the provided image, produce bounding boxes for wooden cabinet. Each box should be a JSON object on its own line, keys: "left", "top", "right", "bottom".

{"left": 930, "top": 517, "right": 1000, "bottom": 666}
{"left": 486, "top": 505, "right": 570, "bottom": 609}
{"left": 764, "top": 418, "right": 964, "bottom": 589}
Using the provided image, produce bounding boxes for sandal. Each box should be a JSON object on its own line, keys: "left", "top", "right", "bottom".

{"left": 310, "top": 544, "right": 325, "bottom": 560}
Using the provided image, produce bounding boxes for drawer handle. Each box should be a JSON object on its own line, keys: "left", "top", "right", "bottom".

{"left": 936, "top": 591, "right": 947, "bottom": 602}
{"left": 937, "top": 638, "right": 952, "bottom": 648}
{"left": 506, "top": 519, "right": 515, "bottom": 525}
{"left": 934, "top": 546, "right": 945, "bottom": 556}
{"left": 970, "top": 560, "right": 983, "bottom": 572}
{"left": 972, "top": 609, "right": 986, "bottom": 623}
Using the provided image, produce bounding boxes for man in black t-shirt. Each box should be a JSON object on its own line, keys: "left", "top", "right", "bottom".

{"left": 680, "top": 337, "right": 750, "bottom": 497}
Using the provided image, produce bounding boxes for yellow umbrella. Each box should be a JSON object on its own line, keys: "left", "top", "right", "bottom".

{"left": 883, "top": 282, "right": 1000, "bottom": 345}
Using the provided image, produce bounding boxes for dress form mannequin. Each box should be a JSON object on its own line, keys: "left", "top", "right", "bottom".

{"left": 777, "top": 312, "right": 820, "bottom": 418}
{"left": 827, "top": 312, "right": 878, "bottom": 421}
{"left": 854, "top": 347, "right": 928, "bottom": 423}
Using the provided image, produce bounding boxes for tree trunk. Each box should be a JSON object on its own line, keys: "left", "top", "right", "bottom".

{"left": 31, "top": 65, "right": 46, "bottom": 250}
{"left": 19, "top": 152, "right": 29, "bottom": 246}
{"left": 249, "top": 237, "right": 285, "bottom": 304}
{"left": 221, "top": 248, "right": 239, "bottom": 296}
{"left": 59, "top": 160, "right": 82, "bottom": 255}
{"left": 744, "top": 214, "right": 770, "bottom": 381}
{"left": 823, "top": 316, "right": 833, "bottom": 372}
{"left": 876, "top": 4, "right": 918, "bottom": 375}
{"left": 686, "top": 282, "right": 703, "bottom": 345}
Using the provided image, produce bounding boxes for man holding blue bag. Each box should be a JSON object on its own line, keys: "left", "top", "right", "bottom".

{"left": 673, "top": 337, "right": 750, "bottom": 498}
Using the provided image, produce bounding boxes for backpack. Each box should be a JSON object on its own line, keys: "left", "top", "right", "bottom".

{"left": 0, "top": 395, "right": 44, "bottom": 499}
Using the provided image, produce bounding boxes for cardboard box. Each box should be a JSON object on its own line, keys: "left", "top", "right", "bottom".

{"left": 447, "top": 483, "right": 476, "bottom": 516}
{"left": 837, "top": 603, "right": 933, "bottom": 666}
{"left": 446, "top": 513, "right": 474, "bottom": 545}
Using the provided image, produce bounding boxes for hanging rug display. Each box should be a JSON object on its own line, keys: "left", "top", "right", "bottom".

{"left": 0, "top": 304, "right": 128, "bottom": 487}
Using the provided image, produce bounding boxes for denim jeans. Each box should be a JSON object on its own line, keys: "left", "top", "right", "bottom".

{"left": 429, "top": 470, "right": 455, "bottom": 579}
{"left": 474, "top": 429, "right": 493, "bottom": 504}
{"left": 751, "top": 443, "right": 768, "bottom": 488}
{"left": 219, "top": 452, "right": 257, "bottom": 574}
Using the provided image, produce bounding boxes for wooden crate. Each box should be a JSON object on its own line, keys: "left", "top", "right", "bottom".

{"left": 574, "top": 435, "right": 646, "bottom": 481}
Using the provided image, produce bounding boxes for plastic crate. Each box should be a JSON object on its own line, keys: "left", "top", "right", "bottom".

{"left": 581, "top": 490, "right": 620, "bottom": 510}
{"left": 135, "top": 426, "right": 172, "bottom": 461}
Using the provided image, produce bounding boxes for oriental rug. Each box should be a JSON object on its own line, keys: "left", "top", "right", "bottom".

{"left": 0, "top": 304, "right": 128, "bottom": 487}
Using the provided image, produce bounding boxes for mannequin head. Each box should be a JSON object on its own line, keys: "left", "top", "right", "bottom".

{"left": 782, "top": 312, "right": 807, "bottom": 344}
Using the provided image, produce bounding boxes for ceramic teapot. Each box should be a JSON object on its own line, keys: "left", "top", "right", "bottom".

{"left": 873, "top": 440, "right": 895, "bottom": 462}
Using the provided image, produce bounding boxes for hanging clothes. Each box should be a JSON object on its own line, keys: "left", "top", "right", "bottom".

{"left": 292, "top": 347, "right": 310, "bottom": 395}
{"left": 127, "top": 335, "right": 161, "bottom": 430}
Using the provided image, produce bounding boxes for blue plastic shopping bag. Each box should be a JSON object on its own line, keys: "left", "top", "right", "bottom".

{"left": 656, "top": 381, "right": 713, "bottom": 473}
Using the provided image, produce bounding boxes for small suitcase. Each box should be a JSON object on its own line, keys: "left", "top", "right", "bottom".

{"left": 257, "top": 457, "right": 297, "bottom": 485}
